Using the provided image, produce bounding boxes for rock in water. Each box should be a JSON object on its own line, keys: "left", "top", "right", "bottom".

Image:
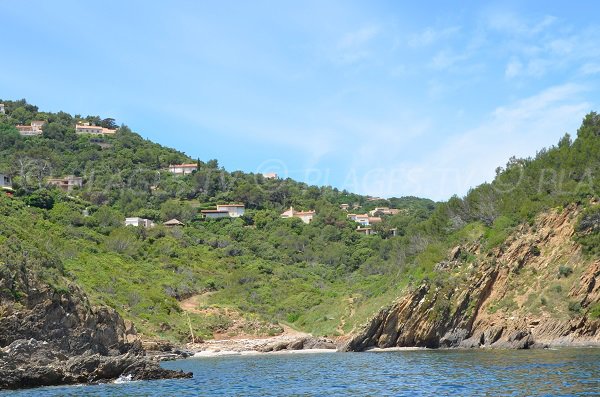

{"left": 0, "top": 275, "right": 192, "bottom": 390}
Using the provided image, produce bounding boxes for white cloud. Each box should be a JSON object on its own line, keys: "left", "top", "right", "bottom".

{"left": 408, "top": 26, "right": 460, "bottom": 48}
{"left": 429, "top": 49, "right": 468, "bottom": 70}
{"left": 505, "top": 58, "right": 522, "bottom": 78}
{"left": 399, "top": 84, "right": 590, "bottom": 200}
{"left": 335, "top": 25, "right": 380, "bottom": 64}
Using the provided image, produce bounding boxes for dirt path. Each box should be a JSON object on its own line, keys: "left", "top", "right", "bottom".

{"left": 336, "top": 296, "right": 356, "bottom": 335}
{"left": 179, "top": 293, "right": 213, "bottom": 314}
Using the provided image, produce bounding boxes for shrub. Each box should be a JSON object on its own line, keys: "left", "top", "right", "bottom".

{"left": 588, "top": 303, "right": 600, "bottom": 319}
{"left": 568, "top": 301, "right": 582, "bottom": 314}
{"left": 558, "top": 265, "right": 573, "bottom": 278}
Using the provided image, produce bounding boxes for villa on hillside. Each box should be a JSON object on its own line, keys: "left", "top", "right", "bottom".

{"left": 347, "top": 213, "right": 382, "bottom": 226}
{"left": 164, "top": 218, "right": 185, "bottom": 227}
{"left": 262, "top": 172, "right": 278, "bottom": 179}
{"left": 168, "top": 163, "right": 198, "bottom": 175}
{"left": 201, "top": 204, "right": 246, "bottom": 219}
{"left": 356, "top": 227, "right": 376, "bottom": 236}
{"left": 75, "top": 122, "right": 117, "bottom": 135}
{"left": 125, "top": 217, "right": 155, "bottom": 228}
{"left": 368, "top": 207, "right": 400, "bottom": 216}
{"left": 356, "top": 226, "right": 397, "bottom": 237}
{"left": 47, "top": 175, "right": 83, "bottom": 192}
{"left": 340, "top": 203, "right": 350, "bottom": 211}
{"left": 280, "top": 206, "right": 316, "bottom": 224}
{"left": 0, "top": 174, "right": 12, "bottom": 189}
{"left": 16, "top": 120, "right": 45, "bottom": 136}
{"left": 0, "top": 104, "right": 5, "bottom": 114}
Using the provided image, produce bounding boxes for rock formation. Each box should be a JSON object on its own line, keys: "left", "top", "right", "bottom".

{"left": 0, "top": 273, "right": 192, "bottom": 390}
{"left": 344, "top": 206, "right": 600, "bottom": 351}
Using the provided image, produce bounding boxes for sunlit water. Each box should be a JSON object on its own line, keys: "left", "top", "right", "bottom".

{"left": 3, "top": 348, "right": 599, "bottom": 396}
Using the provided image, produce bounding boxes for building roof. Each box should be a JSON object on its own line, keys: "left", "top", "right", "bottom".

{"left": 163, "top": 218, "right": 185, "bottom": 226}
{"left": 170, "top": 163, "right": 198, "bottom": 168}
{"left": 281, "top": 206, "right": 315, "bottom": 217}
{"left": 201, "top": 210, "right": 229, "bottom": 214}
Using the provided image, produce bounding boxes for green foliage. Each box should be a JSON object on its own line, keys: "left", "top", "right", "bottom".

{"left": 558, "top": 265, "right": 573, "bottom": 278}
{"left": 588, "top": 302, "right": 600, "bottom": 319}
{"left": 3, "top": 100, "right": 600, "bottom": 340}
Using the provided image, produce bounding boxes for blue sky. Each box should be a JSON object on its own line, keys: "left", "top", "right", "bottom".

{"left": 2, "top": 1, "right": 599, "bottom": 201}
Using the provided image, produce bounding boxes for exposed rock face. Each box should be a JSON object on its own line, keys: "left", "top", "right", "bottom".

{"left": 344, "top": 206, "right": 600, "bottom": 351}
{"left": 0, "top": 280, "right": 192, "bottom": 390}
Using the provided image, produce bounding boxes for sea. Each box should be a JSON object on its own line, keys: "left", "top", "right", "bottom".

{"left": 3, "top": 348, "right": 599, "bottom": 396}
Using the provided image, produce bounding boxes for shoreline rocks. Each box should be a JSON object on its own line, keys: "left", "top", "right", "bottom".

{"left": 0, "top": 278, "right": 192, "bottom": 391}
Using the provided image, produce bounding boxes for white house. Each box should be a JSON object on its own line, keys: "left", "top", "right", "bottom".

{"left": 216, "top": 204, "right": 245, "bottom": 217}
{"left": 280, "top": 206, "right": 316, "bottom": 224}
{"left": 0, "top": 104, "right": 5, "bottom": 114}
{"left": 201, "top": 210, "right": 230, "bottom": 219}
{"left": 168, "top": 163, "right": 198, "bottom": 175}
{"left": 125, "top": 217, "right": 155, "bottom": 228}
{"left": 0, "top": 174, "right": 12, "bottom": 189}
{"left": 347, "top": 213, "right": 382, "bottom": 226}
{"left": 75, "top": 122, "right": 116, "bottom": 135}
{"left": 356, "top": 226, "right": 376, "bottom": 236}
{"left": 201, "top": 204, "right": 245, "bottom": 219}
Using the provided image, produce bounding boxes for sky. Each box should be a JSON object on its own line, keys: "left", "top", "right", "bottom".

{"left": 1, "top": 0, "right": 600, "bottom": 201}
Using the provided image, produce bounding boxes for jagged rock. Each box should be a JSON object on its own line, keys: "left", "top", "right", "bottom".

{"left": 0, "top": 339, "right": 192, "bottom": 390}
{"left": 258, "top": 336, "right": 336, "bottom": 352}
{"left": 343, "top": 207, "right": 600, "bottom": 352}
{"left": 0, "top": 275, "right": 192, "bottom": 390}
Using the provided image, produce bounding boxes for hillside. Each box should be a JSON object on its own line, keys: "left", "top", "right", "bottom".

{"left": 0, "top": 99, "right": 435, "bottom": 342}
{"left": 344, "top": 113, "right": 600, "bottom": 349}
{"left": 1, "top": 99, "right": 599, "bottom": 349}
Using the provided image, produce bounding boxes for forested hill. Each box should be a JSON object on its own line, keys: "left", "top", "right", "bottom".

{"left": 1, "top": 99, "right": 599, "bottom": 345}
{"left": 0, "top": 99, "right": 435, "bottom": 340}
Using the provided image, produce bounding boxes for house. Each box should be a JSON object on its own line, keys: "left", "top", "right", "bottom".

{"left": 0, "top": 174, "right": 12, "bottom": 189}
{"left": 47, "top": 175, "right": 83, "bottom": 191}
{"left": 262, "top": 172, "right": 278, "bottom": 179}
{"left": 0, "top": 104, "right": 5, "bottom": 114}
{"left": 340, "top": 203, "right": 350, "bottom": 211}
{"left": 16, "top": 120, "right": 45, "bottom": 136}
{"left": 280, "top": 206, "right": 316, "bottom": 224}
{"left": 201, "top": 204, "right": 245, "bottom": 219}
{"left": 75, "top": 122, "right": 117, "bottom": 135}
{"left": 163, "top": 218, "right": 185, "bottom": 227}
{"left": 369, "top": 207, "right": 400, "bottom": 216}
{"left": 347, "top": 213, "right": 381, "bottom": 226}
{"left": 356, "top": 227, "right": 376, "bottom": 236}
{"left": 168, "top": 163, "right": 198, "bottom": 175}
{"left": 201, "top": 210, "right": 231, "bottom": 219}
{"left": 125, "top": 217, "right": 155, "bottom": 228}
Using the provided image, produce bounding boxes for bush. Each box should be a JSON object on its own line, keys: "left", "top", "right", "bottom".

{"left": 588, "top": 303, "right": 600, "bottom": 319}
{"left": 568, "top": 301, "right": 582, "bottom": 314}
{"left": 558, "top": 265, "right": 573, "bottom": 278}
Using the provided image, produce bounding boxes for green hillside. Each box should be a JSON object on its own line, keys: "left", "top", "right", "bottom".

{"left": 0, "top": 99, "right": 436, "bottom": 341}
{"left": 2, "top": 98, "right": 599, "bottom": 342}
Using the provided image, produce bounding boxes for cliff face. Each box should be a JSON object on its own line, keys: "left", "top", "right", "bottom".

{"left": 344, "top": 206, "right": 600, "bottom": 351}
{"left": 0, "top": 266, "right": 191, "bottom": 390}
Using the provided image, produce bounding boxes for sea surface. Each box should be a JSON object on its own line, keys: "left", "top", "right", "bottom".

{"left": 3, "top": 348, "right": 599, "bottom": 396}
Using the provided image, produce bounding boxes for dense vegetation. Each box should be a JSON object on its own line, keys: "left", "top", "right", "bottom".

{"left": 1, "top": 98, "right": 600, "bottom": 341}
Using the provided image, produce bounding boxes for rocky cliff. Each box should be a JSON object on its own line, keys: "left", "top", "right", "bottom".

{"left": 344, "top": 206, "right": 600, "bottom": 351}
{"left": 0, "top": 266, "right": 192, "bottom": 390}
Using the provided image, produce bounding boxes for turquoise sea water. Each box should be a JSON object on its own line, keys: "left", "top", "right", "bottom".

{"left": 3, "top": 348, "right": 599, "bottom": 396}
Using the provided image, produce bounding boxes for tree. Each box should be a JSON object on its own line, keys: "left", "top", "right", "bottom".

{"left": 24, "top": 189, "right": 55, "bottom": 209}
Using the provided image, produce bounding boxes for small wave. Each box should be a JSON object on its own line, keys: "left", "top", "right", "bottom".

{"left": 114, "top": 374, "right": 133, "bottom": 384}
